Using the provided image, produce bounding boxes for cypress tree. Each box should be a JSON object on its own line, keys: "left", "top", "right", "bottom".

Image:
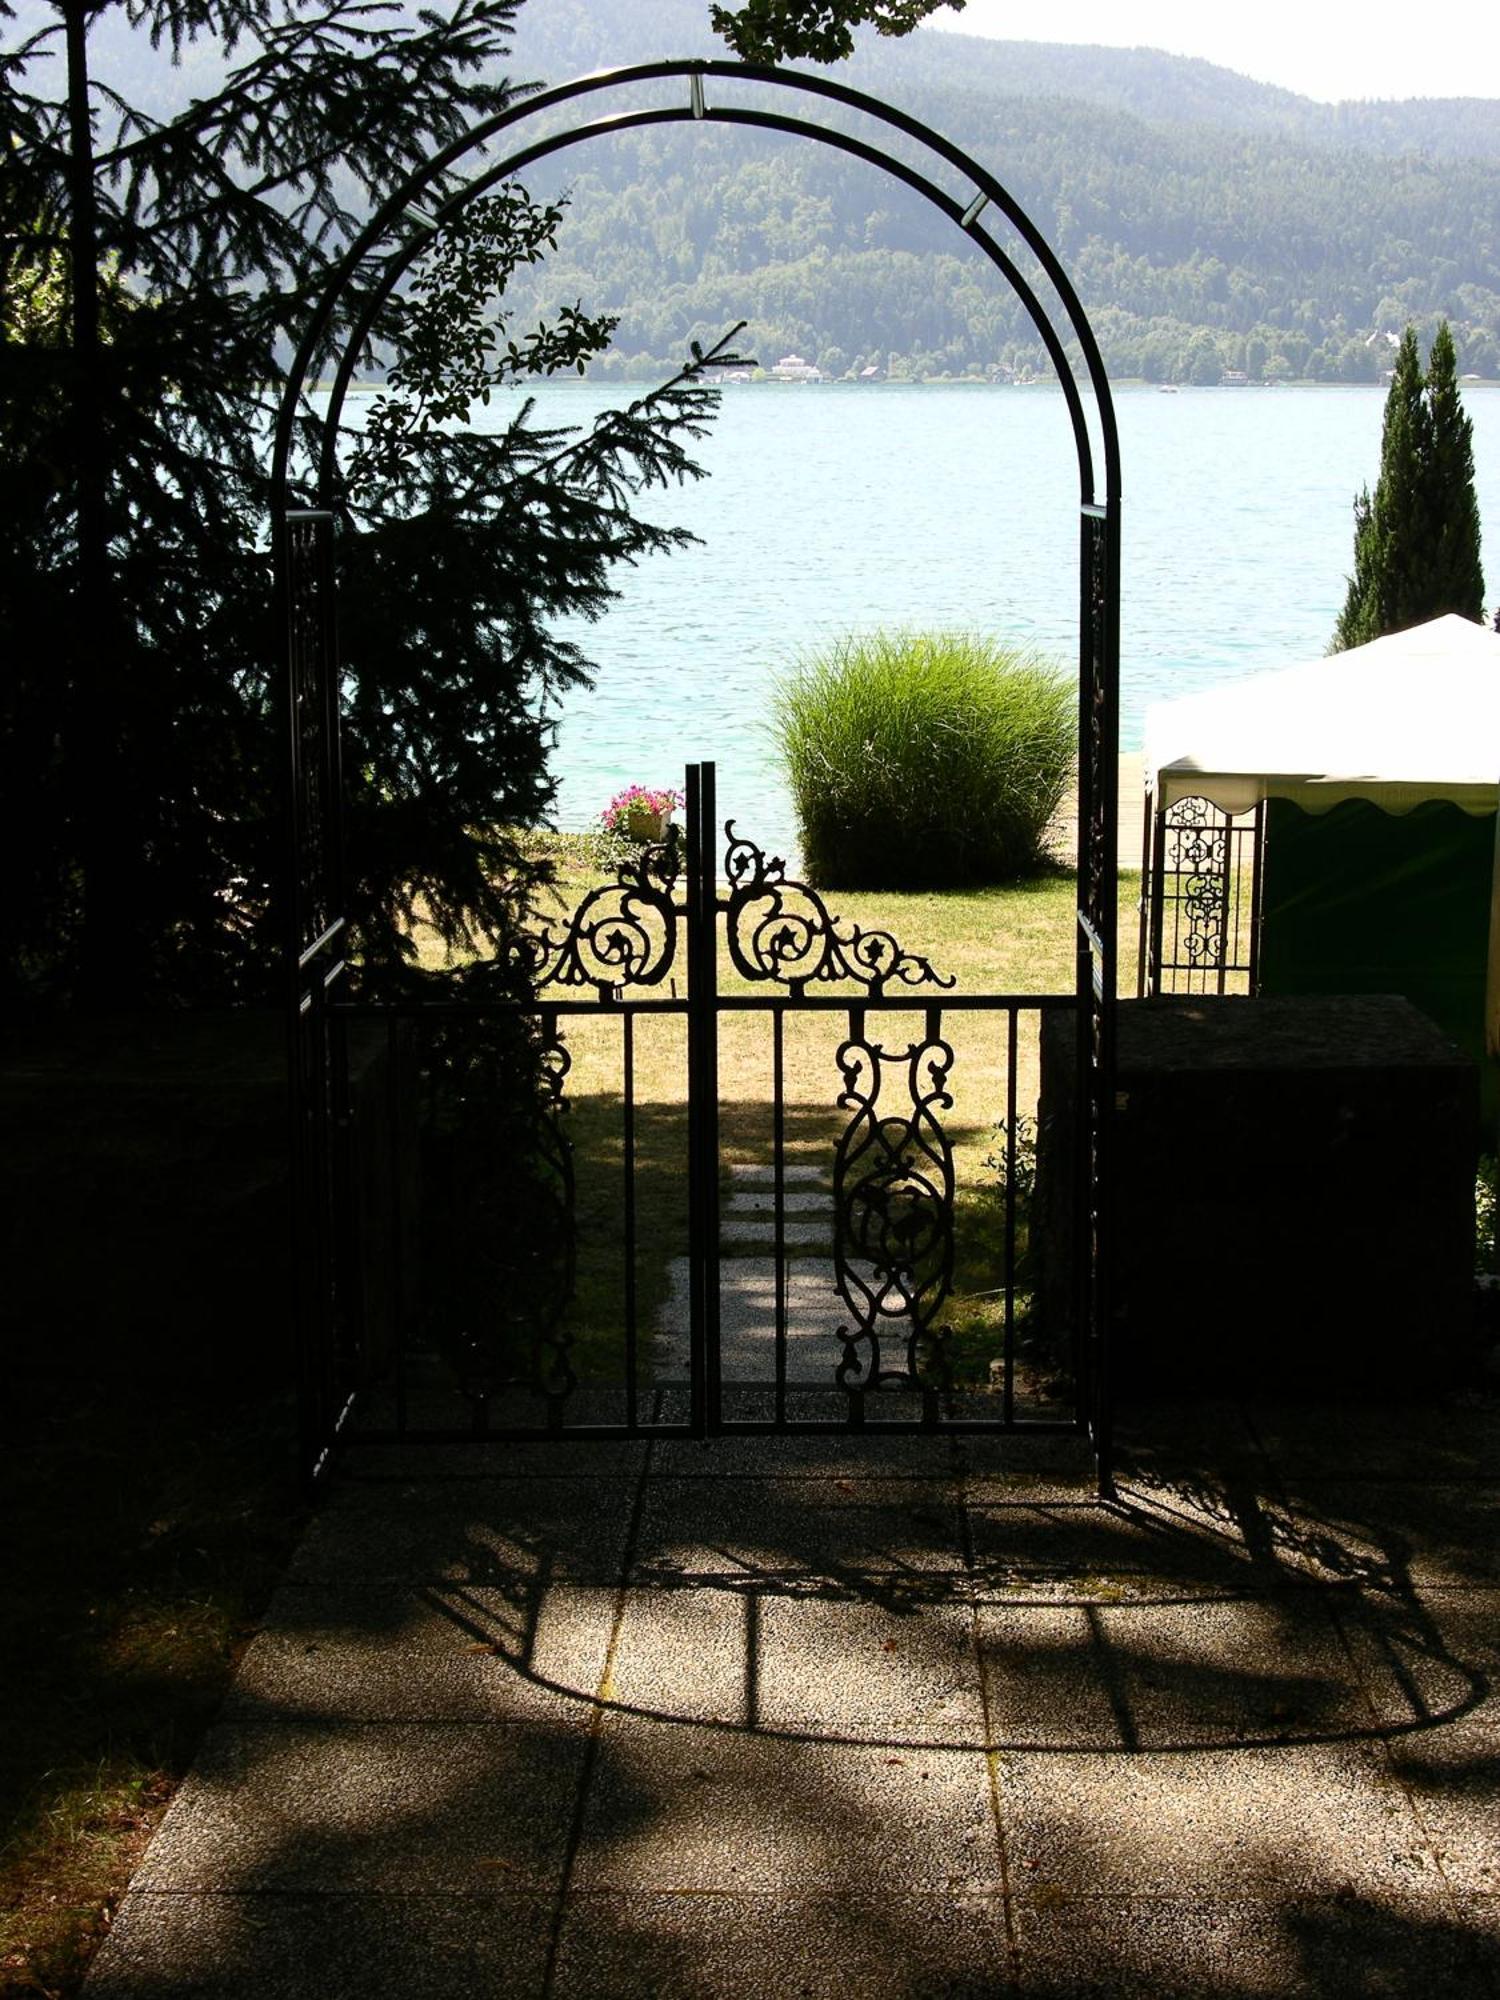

{"left": 1333, "top": 321, "right": 1486, "bottom": 650}
{"left": 1333, "top": 327, "right": 1427, "bottom": 650}
{"left": 1423, "top": 321, "right": 1486, "bottom": 623}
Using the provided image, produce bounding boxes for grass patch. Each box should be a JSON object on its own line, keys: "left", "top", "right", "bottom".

{"left": 0, "top": 1018, "right": 307, "bottom": 1997}
{"left": 0, "top": 1380, "right": 302, "bottom": 1998}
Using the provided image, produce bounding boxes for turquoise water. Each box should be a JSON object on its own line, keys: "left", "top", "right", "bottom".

{"left": 427, "top": 381, "right": 1500, "bottom": 859}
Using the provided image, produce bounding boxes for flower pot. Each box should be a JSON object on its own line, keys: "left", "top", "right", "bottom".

{"left": 625, "top": 806, "right": 671, "bottom": 842}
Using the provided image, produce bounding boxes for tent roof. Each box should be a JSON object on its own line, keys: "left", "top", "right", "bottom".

{"left": 1146, "top": 614, "right": 1500, "bottom": 816}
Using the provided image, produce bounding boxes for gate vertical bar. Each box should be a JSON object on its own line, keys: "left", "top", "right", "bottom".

{"left": 1247, "top": 799, "right": 1267, "bottom": 992}
{"left": 684, "top": 765, "right": 705, "bottom": 1431}
{"left": 282, "top": 505, "right": 356, "bottom": 1490}
{"left": 772, "top": 1008, "right": 788, "bottom": 1427}
{"left": 1214, "top": 805, "right": 1235, "bottom": 996}
{"left": 1003, "top": 1006, "right": 1019, "bottom": 1426}
{"left": 623, "top": 1010, "right": 640, "bottom": 1429}
{"left": 698, "top": 763, "right": 722, "bottom": 1428}
{"left": 1146, "top": 796, "right": 1168, "bottom": 997}
{"left": 684, "top": 764, "right": 723, "bottom": 1434}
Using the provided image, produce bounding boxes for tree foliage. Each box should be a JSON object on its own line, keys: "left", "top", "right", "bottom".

{"left": 336, "top": 212, "right": 740, "bottom": 977}
{"left": 1333, "top": 322, "right": 1485, "bottom": 650}
{"left": 1423, "top": 322, "right": 1487, "bottom": 623}
{"left": 0, "top": 0, "right": 729, "bottom": 1005}
{"left": 709, "top": 0, "right": 961, "bottom": 64}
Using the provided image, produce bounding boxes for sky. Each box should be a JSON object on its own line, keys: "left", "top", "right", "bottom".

{"left": 931, "top": 1, "right": 1500, "bottom": 103}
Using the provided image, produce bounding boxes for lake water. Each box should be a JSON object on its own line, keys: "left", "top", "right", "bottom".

{"left": 436, "top": 382, "right": 1500, "bottom": 859}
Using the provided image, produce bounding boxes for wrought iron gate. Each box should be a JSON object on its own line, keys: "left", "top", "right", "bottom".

{"left": 275, "top": 58, "right": 1121, "bottom": 1489}
{"left": 288, "top": 742, "right": 1104, "bottom": 1460}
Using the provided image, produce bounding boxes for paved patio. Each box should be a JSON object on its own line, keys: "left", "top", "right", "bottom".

{"left": 86, "top": 1400, "right": 1499, "bottom": 1997}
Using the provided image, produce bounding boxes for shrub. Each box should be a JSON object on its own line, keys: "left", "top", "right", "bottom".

{"left": 773, "top": 632, "right": 1074, "bottom": 888}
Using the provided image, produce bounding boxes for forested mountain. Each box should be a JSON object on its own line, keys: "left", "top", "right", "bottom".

{"left": 510, "top": 0, "right": 1500, "bottom": 160}
{"left": 491, "top": 0, "right": 1500, "bottom": 382}
{"left": 20, "top": 0, "right": 1500, "bottom": 381}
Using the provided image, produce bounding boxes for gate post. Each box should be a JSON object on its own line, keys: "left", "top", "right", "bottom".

{"left": 282, "top": 506, "right": 357, "bottom": 1488}
{"left": 1078, "top": 502, "right": 1120, "bottom": 1498}
{"left": 684, "top": 762, "right": 721, "bottom": 1433}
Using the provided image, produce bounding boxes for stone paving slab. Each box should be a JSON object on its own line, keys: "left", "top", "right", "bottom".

{"left": 958, "top": 1430, "right": 1102, "bottom": 1483}
{"left": 725, "top": 1188, "right": 832, "bottom": 1213}
{"left": 1045, "top": 1594, "right": 1373, "bottom": 1748}
{"left": 1383, "top": 1714, "right": 1500, "bottom": 1895}
{"left": 1245, "top": 1400, "right": 1500, "bottom": 1483}
{"left": 975, "top": 1592, "right": 1389, "bottom": 1750}
{"left": 1110, "top": 1401, "right": 1267, "bottom": 1477}
{"left": 649, "top": 1431, "right": 961, "bottom": 1478}
{"left": 130, "top": 1720, "right": 589, "bottom": 1895}
{"left": 570, "top": 1717, "right": 998, "bottom": 1895}
{"left": 286, "top": 1475, "right": 638, "bottom": 1585}
{"left": 550, "top": 1892, "right": 1014, "bottom": 2000}
{"left": 356, "top": 1437, "right": 652, "bottom": 1480}
{"left": 224, "top": 1580, "right": 616, "bottom": 1728}
{"left": 1274, "top": 1481, "right": 1500, "bottom": 1588}
{"left": 657, "top": 1257, "right": 849, "bottom": 1382}
{"left": 606, "top": 1584, "right": 986, "bottom": 1743}
{"left": 1010, "top": 1893, "right": 1500, "bottom": 1999}
{"left": 962, "top": 1488, "right": 1304, "bottom": 1600}
{"left": 719, "top": 1217, "right": 829, "bottom": 1246}
{"left": 1327, "top": 1584, "right": 1492, "bottom": 1732}
{"left": 997, "top": 1739, "right": 1440, "bottom": 1900}
{"left": 630, "top": 1476, "right": 968, "bottom": 1582}
{"left": 86, "top": 1893, "right": 557, "bottom": 2000}
{"left": 350, "top": 1383, "right": 647, "bottom": 1441}
{"left": 84, "top": 1406, "right": 1500, "bottom": 1999}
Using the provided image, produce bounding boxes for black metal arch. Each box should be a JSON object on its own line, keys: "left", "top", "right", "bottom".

{"left": 272, "top": 59, "right": 1121, "bottom": 514}
{"left": 276, "top": 59, "right": 1121, "bottom": 1491}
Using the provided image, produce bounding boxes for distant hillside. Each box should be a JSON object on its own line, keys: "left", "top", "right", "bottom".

{"left": 17, "top": 0, "right": 1500, "bottom": 380}
{"left": 507, "top": 0, "right": 1500, "bottom": 159}
{"left": 489, "top": 0, "right": 1500, "bottom": 383}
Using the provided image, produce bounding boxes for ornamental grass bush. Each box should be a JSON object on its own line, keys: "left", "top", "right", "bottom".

{"left": 773, "top": 631, "right": 1074, "bottom": 889}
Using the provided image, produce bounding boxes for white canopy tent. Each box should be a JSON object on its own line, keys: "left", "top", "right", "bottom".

{"left": 1139, "top": 616, "right": 1500, "bottom": 1073}
{"left": 1145, "top": 613, "right": 1500, "bottom": 820}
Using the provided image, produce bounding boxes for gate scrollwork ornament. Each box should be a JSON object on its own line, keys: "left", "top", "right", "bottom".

{"left": 722, "top": 825, "right": 954, "bottom": 996}
{"left": 523, "top": 828, "right": 684, "bottom": 997}
{"left": 832, "top": 1032, "right": 957, "bottom": 1395}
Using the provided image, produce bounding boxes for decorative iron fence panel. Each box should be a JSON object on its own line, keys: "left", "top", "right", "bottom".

{"left": 1140, "top": 796, "right": 1265, "bottom": 997}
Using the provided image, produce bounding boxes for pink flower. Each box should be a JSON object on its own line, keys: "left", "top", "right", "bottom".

{"left": 600, "top": 783, "right": 684, "bottom": 833}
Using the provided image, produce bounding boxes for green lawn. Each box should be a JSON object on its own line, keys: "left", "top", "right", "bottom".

{"left": 0, "top": 1383, "right": 303, "bottom": 1997}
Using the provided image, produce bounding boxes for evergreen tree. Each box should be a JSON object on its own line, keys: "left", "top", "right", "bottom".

{"left": 1423, "top": 321, "right": 1486, "bottom": 624}
{"left": 1334, "top": 327, "right": 1426, "bottom": 650}
{"left": 0, "top": 0, "right": 728, "bottom": 1005}
{"left": 1333, "top": 322, "right": 1486, "bottom": 650}
{"left": 710, "top": 0, "right": 961, "bottom": 63}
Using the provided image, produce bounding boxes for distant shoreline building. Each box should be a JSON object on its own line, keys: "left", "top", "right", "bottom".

{"left": 770, "top": 352, "right": 823, "bottom": 382}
